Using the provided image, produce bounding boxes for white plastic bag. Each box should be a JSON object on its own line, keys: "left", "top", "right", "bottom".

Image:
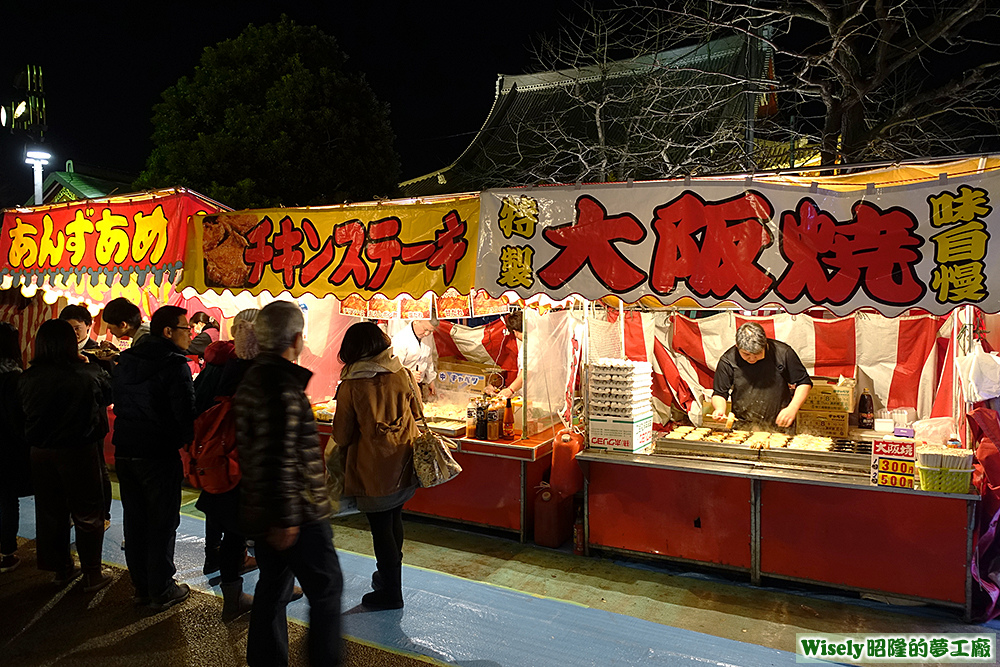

{"left": 912, "top": 417, "right": 956, "bottom": 447}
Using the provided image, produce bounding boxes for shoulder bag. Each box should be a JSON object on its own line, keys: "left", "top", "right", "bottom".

{"left": 406, "top": 374, "right": 462, "bottom": 487}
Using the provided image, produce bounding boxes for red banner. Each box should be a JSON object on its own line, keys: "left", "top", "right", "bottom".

{"left": 0, "top": 190, "right": 218, "bottom": 286}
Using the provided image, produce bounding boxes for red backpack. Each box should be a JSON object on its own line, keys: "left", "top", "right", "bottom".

{"left": 182, "top": 396, "right": 241, "bottom": 494}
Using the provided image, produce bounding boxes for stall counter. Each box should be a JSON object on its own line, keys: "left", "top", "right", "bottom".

{"left": 317, "top": 422, "right": 556, "bottom": 542}
{"left": 578, "top": 448, "right": 978, "bottom": 620}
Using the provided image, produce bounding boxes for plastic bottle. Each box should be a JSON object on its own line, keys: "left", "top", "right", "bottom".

{"left": 947, "top": 432, "right": 962, "bottom": 448}
{"left": 502, "top": 397, "right": 515, "bottom": 439}
{"left": 487, "top": 401, "right": 501, "bottom": 440}
{"left": 475, "top": 397, "right": 488, "bottom": 440}
{"left": 466, "top": 397, "right": 478, "bottom": 438}
{"left": 858, "top": 388, "right": 875, "bottom": 430}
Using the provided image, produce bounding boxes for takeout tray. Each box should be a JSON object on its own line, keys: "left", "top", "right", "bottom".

{"left": 427, "top": 420, "right": 467, "bottom": 437}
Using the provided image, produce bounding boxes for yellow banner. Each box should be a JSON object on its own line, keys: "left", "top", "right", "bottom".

{"left": 180, "top": 196, "right": 480, "bottom": 299}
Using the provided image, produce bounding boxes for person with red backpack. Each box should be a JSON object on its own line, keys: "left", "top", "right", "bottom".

{"left": 189, "top": 309, "right": 259, "bottom": 622}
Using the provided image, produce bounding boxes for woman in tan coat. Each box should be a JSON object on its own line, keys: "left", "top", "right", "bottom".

{"left": 332, "top": 322, "right": 419, "bottom": 610}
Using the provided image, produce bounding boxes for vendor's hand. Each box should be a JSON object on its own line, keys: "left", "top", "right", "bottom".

{"left": 484, "top": 385, "right": 499, "bottom": 396}
{"left": 775, "top": 406, "right": 797, "bottom": 428}
{"left": 711, "top": 407, "right": 728, "bottom": 420}
{"left": 426, "top": 381, "right": 436, "bottom": 397}
{"left": 79, "top": 352, "right": 89, "bottom": 363}
{"left": 267, "top": 526, "right": 300, "bottom": 551}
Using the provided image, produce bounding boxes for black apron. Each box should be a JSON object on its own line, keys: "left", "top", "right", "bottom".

{"left": 731, "top": 351, "right": 792, "bottom": 433}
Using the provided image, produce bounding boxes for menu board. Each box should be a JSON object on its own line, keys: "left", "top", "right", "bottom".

{"left": 871, "top": 439, "right": 916, "bottom": 489}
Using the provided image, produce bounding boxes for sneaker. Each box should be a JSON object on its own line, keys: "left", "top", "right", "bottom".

{"left": 0, "top": 554, "right": 20, "bottom": 573}
{"left": 83, "top": 570, "right": 113, "bottom": 593}
{"left": 149, "top": 582, "right": 190, "bottom": 611}
{"left": 103, "top": 519, "right": 111, "bottom": 532}
{"left": 291, "top": 586, "right": 304, "bottom": 602}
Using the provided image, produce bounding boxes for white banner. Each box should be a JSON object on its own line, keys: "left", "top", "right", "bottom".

{"left": 477, "top": 174, "right": 1000, "bottom": 316}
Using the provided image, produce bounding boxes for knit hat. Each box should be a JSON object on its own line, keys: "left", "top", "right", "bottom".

{"left": 233, "top": 309, "right": 260, "bottom": 360}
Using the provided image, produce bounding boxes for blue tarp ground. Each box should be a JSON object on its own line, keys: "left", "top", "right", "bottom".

{"left": 18, "top": 496, "right": 824, "bottom": 667}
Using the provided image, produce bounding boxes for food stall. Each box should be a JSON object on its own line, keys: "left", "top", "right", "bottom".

{"left": 0, "top": 188, "right": 226, "bottom": 462}
{"left": 474, "top": 157, "right": 1000, "bottom": 618}
{"left": 178, "top": 194, "right": 574, "bottom": 541}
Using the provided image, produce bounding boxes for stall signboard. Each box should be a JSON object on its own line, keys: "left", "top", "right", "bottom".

{"left": 478, "top": 174, "right": 1000, "bottom": 316}
{"left": 1, "top": 190, "right": 213, "bottom": 287}
{"left": 181, "top": 196, "right": 480, "bottom": 300}
{"left": 870, "top": 439, "right": 916, "bottom": 489}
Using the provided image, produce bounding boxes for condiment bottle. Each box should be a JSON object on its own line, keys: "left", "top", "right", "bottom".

{"left": 502, "top": 397, "right": 515, "bottom": 439}
{"left": 466, "top": 396, "right": 478, "bottom": 438}
{"left": 858, "top": 388, "right": 874, "bottom": 430}
{"left": 487, "top": 401, "right": 501, "bottom": 440}
{"left": 475, "top": 397, "right": 488, "bottom": 440}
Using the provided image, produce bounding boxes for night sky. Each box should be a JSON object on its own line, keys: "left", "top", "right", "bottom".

{"left": 0, "top": 0, "right": 595, "bottom": 208}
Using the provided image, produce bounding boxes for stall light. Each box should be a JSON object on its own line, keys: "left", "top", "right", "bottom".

{"left": 13, "top": 100, "right": 27, "bottom": 119}
{"left": 21, "top": 284, "right": 38, "bottom": 298}
{"left": 25, "top": 149, "right": 50, "bottom": 162}
{"left": 41, "top": 290, "right": 60, "bottom": 305}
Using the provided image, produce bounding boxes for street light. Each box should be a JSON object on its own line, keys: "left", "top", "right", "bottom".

{"left": 25, "top": 147, "right": 50, "bottom": 205}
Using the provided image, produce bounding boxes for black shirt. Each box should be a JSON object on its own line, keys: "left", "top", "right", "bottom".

{"left": 712, "top": 339, "right": 812, "bottom": 428}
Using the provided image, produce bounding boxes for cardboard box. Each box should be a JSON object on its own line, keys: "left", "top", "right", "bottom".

{"left": 436, "top": 360, "right": 504, "bottom": 394}
{"left": 796, "top": 409, "right": 849, "bottom": 437}
{"left": 800, "top": 377, "right": 856, "bottom": 413}
{"left": 588, "top": 414, "right": 654, "bottom": 452}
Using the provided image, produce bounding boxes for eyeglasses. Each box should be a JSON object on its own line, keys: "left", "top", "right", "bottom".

{"left": 172, "top": 325, "right": 191, "bottom": 330}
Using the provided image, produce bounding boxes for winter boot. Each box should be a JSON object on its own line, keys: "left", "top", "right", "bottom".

{"left": 361, "top": 589, "right": 403, "bottom": 610}
{"left": 202, "top": 546, "right": 221, "bottom": 575}
{"left": 220, "top": 579, "right": 253, "bottom": 622}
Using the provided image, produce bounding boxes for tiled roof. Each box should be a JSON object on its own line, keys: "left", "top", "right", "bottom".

{"left": 400, "top": 35, "right": 769, "bottom": 197}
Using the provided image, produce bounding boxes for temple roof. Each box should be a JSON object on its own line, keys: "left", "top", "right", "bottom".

{"left": 400, "top": 34, "right": 771, "bottom": 197}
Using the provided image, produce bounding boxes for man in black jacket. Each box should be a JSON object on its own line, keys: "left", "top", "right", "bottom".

{"left": 234, "top": 301, "right": 342, "bottom": 667}
{"left": 112, "top": 305, "right": 195, "bottom": 611}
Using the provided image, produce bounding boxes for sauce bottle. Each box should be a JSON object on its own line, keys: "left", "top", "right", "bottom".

{"left": 487, "top": 401, "right": 501, "bottom": 440}
{"left": 502, "top": 397, "right": 515, "bottom": 439}
{"left": 858, "top": 388, "right": 875, "bottom": 430}
{"left": 475, "top": 397, "right": 488, "bottom": 440}
{"left": 466, "top": 396, "right": 478, "bottom": 438}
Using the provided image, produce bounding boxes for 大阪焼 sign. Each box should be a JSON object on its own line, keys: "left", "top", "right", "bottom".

{"left": 477, "top": 172, "right": 999, "bottom": 316}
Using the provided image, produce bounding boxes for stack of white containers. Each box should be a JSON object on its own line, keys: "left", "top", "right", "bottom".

{"left": 587, "top": 358, "right": 654, "bottom": 453}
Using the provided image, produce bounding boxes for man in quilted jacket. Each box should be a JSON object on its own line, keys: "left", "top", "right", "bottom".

{"left": 234, "top": 301, "right": 343, "bottom": 667}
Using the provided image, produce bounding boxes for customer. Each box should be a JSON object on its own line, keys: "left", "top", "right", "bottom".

{"left": 194, "top": 308, "right": 259, "bottom": 621}
{"left": 19, "top": 319, "right": 112, "bottom": 591}
{"left": 101, "top": 297, "right": 149, "bottom": 349}
{"left": 0, "top": 323, "right": 27, "bottom": 573}
{"left": 333, "top": 321, "right": 420, "bottom": 610}
{"left": 235, "top": 301, "right": 342, "bottom": 667}
{"left": 59, "top": 304, "right": 113, "bottom": 531}
{"left": 113, "top": 305, "right": 195, "bottom": 611}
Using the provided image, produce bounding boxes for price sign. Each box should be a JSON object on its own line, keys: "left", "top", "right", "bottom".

{"left": 877, "top": 458, "right": 915, "bottom": 475}
{"left": 877, "top": 472, "right": 914, "bottom": 488}
{"left": 871, "top": 438, "right": 916, "bottom": 489}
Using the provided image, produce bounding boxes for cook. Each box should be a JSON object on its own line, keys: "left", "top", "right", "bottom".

{"left": 390, "top": 318, "right": 438, "bottom": 399}
{"left": 711, "top": 322, "right": 812, "bottom": 432}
